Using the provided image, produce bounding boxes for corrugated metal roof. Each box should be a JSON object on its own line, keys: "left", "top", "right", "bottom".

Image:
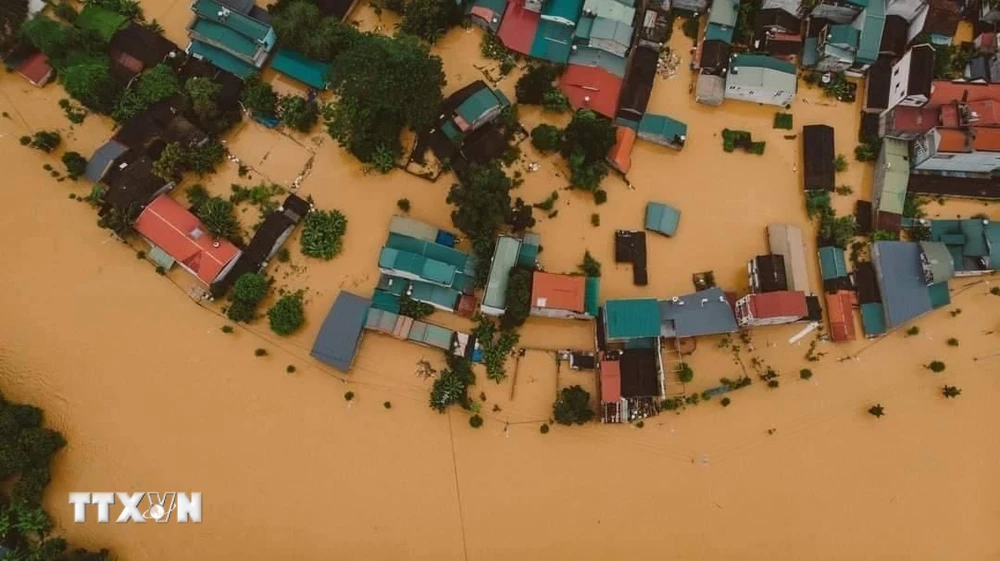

{"left": 599, "top": 357, "right": 622, "bottom": 401}
{"left": 532, "top": 271, "right": 586, "bottom": 312}
{"left": 388, "top": 216, "right": 440, "bottom": 242}
{"left": 727, "top": 54, "right": 797, "bottom": 95}
{"left": 270, "top": 48, "right": 330, "bottom": 89}
{"left": 530, "top": 19, "right": 575, "bottom": 63}
{"left": 542, "top": 0, "right": 583, "bottom": 23}
{"left": 85, "top": 140, "right": 129, "bottom": 183}
{"left": 855, "top": 0, "right": 885, "bottom": 65}
{"left": 825, "top": 290, "right": 856, "bottom": 341}
{"left": 860, "top": 302, "right": 886, "bottom": 336}
{"left": 192, "top": 19, "right": 258, "bottom": 56}
{"left": 825, "top": 24, "right": 859, "bottom": 48}
{"left": 658, "top": 287, "right": 738, "bottom": 338}
{"left": 311, "top": 292, "right": 370, "bottom": 372}
{"left": 704, "top": 21, "right": 734, "bottom": 43}
{"left": 637, "top": 114, "right": 687, "bottom": 148}
{"left": 767, "top": 224, "right": 810, "bottom": 293}
{"left": 818, "top": 246, "right": 848, "bottom": 280}
{"left": 567, "top": 45, "right": 627, "bottom": 77}
{"left": 644, "top": 201, "right": 681, "bottom": 236}
{"left": 878, "top": 138, "right": 909, "bottom": 215}
{"left": 482, "top": 236, "right": 522, "bottom": 310}
{"left": 410, "top": 280, "right": 461, "bottom": 309}
{"left": 456, "top": 88, "right": 505, "bottom": 125}
{"left": 582, "top": 0, "right": 635, "bottom": 24}
{"left": 188, "top": 40, "right": 255, "bottom": 78}
{"left": 589, "top": 16, "right": 632, "bottom": 46}
{"left": 872, "top": 241, "right": 933, "bottom": 329}
{"left": 193, "top": 0, "right": 272, "bottom": 42}
{"left": 585, "top": 277, "right": 600, "bottom": 316}
{"left": 919, "top": 241, "right": 955, "bottom": 283}
{"left": 604, "top": 298, "right": 661, "bottom": 340}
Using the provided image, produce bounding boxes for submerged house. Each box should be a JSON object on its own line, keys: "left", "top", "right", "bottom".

{"left": 825, "top": 289, "right": 857, "bottom": 341}
{"left": 186, "top": 0, "right": 277, "bottom": 78}
{"left": 658, "top": 287, "right": 739, "bottom": 339}
{"left": 927, "top": 218, "right": 999, "bottom": 275}
{"left": 767, "top": 223, "right": 811, "bottom": 294}
{"left": 598, "top": 298, "right": 665, "bottom": 423}
{"left": 725, "top": 54, "right": 797, "bottom": 107}
{"left": 215, "top": 194, "right": 310, "bottom": 291}
{"left": 529, "top": 271, "right": 599, "bottom": 319}
{"left": 871, "top": 241, "right": 952, "bottom": 331}
{"left": 637, "top": 114, "right": 687, "bottom": 150}
{"left": 818, "top": 245, "right": 850, "bottom": 289}
{"left": 312, "top": 291, "right": 371, "bottom": 372}
{"left": 133, "top": 194, "right": 242, "bottom": 285}
{"left": 802, "top": 125, "right": 835, "bottom": 192}
{"left": 735, "top": 290, "right": 809, "bottom": 327}
{"left": 481, "top": 234, "right": 541, "bottom": 315}
{"left": 378, "top": 231, "right": 478, "bottom": 314}
{"left": 443, "top": 81, "right": 511, "bottom": 138}
{"left": 748, "top": 253, "right": 789, "bottom": 293}
{"left": 695, "top": 0, "right": 737, "bottom": 106}
{"left": 871, "top": 137, "right": 909, "bottom": 232}
{"left": 270, "top": 48, "right": 332, "bottom": 90}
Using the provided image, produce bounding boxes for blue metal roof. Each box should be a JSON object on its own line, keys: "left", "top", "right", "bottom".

{"left": 311, "top": 292, "right": 370, "bottom": 372}
{"left": 658, "top": 287, "right": 738, "bottom": 338}
{"left": 872, "top": 241, "right": 933, "bottom": 330}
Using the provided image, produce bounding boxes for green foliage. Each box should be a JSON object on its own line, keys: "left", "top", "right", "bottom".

{"left": 399, "top": 0, "right": 462, "bottom": 43}
{"left": 873, "top": 230, "right": 898, "bottom": 241}
{"left": 232, "top": 272, "right": 269, "bottom": 305}
{"left": 722, "top": 129, "right": 763, "bottom": 154}
{"left": 278, "top": 95, "right": 319, "bottom": 132}
{"left": 553, "top": 385, "right": 594, "bottom": 425}
{"left": 473, "top": 317, "right": 519, "bottom": 383}
{"left": 344, "top": 391, "right": 355, "bottom": 401}
{"left": 533, "top": 190, "right": 559, "bottom": 211}
{"left": 241, "top": 75, "right": 278, "bottom": 119}
{"left": 112, "top": 64, "right": 179, "bottom": 122}
{"left": 834, "top": 154, "right": 848, "bottom": 172}
{"left": 152, "top": 142, "right": 184, "bottom": 181}
{"left": 276, "top": 247, "right": 291, "bottom": 263}
{"left": 530, "top": 124, "right": 564, "bottom": 152}
{"left": 590, "top": 213, "right": 600, "bottom": 227}
{"left": 267, "top": 292, "right": 305, "bottom": 336}
{"left": 447, "top": 161, "right": 512, "bottom": 241}
{"left": 540, "top": 423, "right": 550, "bottom": 433}
{"left": 300, "top": 209, "right": 348, "bottom": 259}
{"left": 819, "top": 213, "right": 857, "bottom": 249}
{"left": 186, "top": 77, "right": 221, "bottom": 119}
{"left": 27, "top": 131, "right": 61, "bottom": 153}
{"left": 747, "top": 141, "right": 766, "bottom": 155}
{"left": 946, "top": 337, "right": 959, "bottom": 347}
{"left": 61, "top": 151, "right": 88, "bottom": 179}
{"left": 186, "top": 183, "right": 210, "bottom": 212}
{"left": 229, "top": 182, "right": 285, "bottom": 214}
{"left": 480, "top": 33, "right": 509, "bottom": 61}
{"left": 500, "top": 268, "right": 532, "bottom": 330}
{"left": 593, "top": 189, "right": 607, "bottom": 205}
{"left": 60, "top": 56, "right": 118, "bottom": 113}
{"left": 469, "top": 414, "right": 484, "bottom": 428}
{"left": 805, "top": 190, "right": 832, "bottom": 220}
{"left": 562, "top": 110, "right": 616, "bottom": 162}
{"left": 905, "top": 325, "right": 920, "bottom": 336}
{"left": 399, "top": 294, "right": 434, "bottom": 320}
{"left": 0, "top": 0, "right": 29, "bottom": 54}
{"left": 22, "top": 16, "right": 72, "bottom": 60}
{"left": 903, "top": 194, "right": 928, "bottom": 219}
{"left": 59, "top": 98, "right": 88, "bottom": 124}
{"left": 773, "top": 112, "right": 793, "bottom": 129}
{"left": 991, "top": 286, "right": 1000, "bottom": 296}
{"left": 720, "top": 397, "right": 731, "bottom": 407}
{"left": 97, "top": 203, "right": 140, "bottom": 235}
{"left": 287, "top": 365, "right": 297, "bottom": 373}
{"left": 681, "top": 14, "right": 699, "bottom": 39}
{"left": 327, "top": 34, "right": 445, "bottom": 166}
{"left": 835, "top": 184, "right": 854, "bottom": 196}
{"left": 85, "top": 0, "right": 144, "bottom": 20}
{"left": 51, "top": 1, "right": 77, "bottom": 21}
{"left": 196, "top": 196, "right": 242, "bottom": 242}
{"left": 855, "top": 142, "right": 877, "bottom": 162}
{"left": 397, "top": 198, "right": 411, "bottom": 213}
{"left": 677, "top": 363, "right": 694, "bottom": 383}
{"left": 19, "top": 136, "right": 30, "bottom": 146}
{"left": 221, "top": 325, "right": 234, "bottom": 333}
{"left": 509, "top": 197, "right": 536, "bottom": 233}
{"left": 942, "top": 385, "right": 961, "bottom": 398}
{"left": 568, "top": 153, "right": 608, "bottom": 191}
{"left": 925, "top": 361, "right": 946, "bottom": 373}
{"left": 255, "top": 348, "right": 268, "bottom": 357}
{"left": 909, "top": 223, "right": 931, "bottom": 242}
{"left": 515, "top": 64, "right": 562, "bottom": 104}
{"left": 271, "top": 1, "right": 361, "bottom": 61}
{"left": 800, "top": 368, "right": 813, "bottom": 380}
{"left": 430, "top": 355, "right": 475, "bottom": 412}
{"left": 578, "top": 250, "right": 601, "bottom": 277}
{"left": 541, "top": 89, "right": 570, "bottom": 112}
{"left": 185, "top": 139, "right": 226, "bottom": 175}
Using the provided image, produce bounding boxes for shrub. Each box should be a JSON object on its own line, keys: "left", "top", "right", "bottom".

{"left": 905, "top": 326, "right": 920, "bottom": 337}
{"left": 397, "top": 198, "right": 411, "bottom": 213}
{"left": 500, "top": 267, "right": 532, "bottom": 329}
{"left": 553, "top": 385, "right": 594, "bottom": 425}
{"left": 539, "top": 423, "right": 549, "bottom": 434}
{"left": 59, "top": 98, "right": 88, "bottom": 124}
{"left": 593, "top": 189, "right": 608, "bottom": 205}
{"left": 534, "top": 190, "right": 559, "bottom": 211}
{"left": 254, "top": 348, "right": 268, "bottom": 357}
{"left": 800, "top": 368, "right": 813, "bottom": 380}
{"left": 946, "top": 337, "right": 959, "bottom": 347}
{"left": 221, "top": 325, "right": 234, "bottom": 334}
{"left": 19, "top": 136, "right": 31, "bottom": 145}
{"left": 635, "top": 420, "right": 645, "bottom": 428}
{"left": 267, "top": 293, "right": 305, "bottom": 336}
{"left": 541, "top": 89, "right": 570, "bottom": 112}
{"left": 681, "top": 15, "right": 699, "bottom": 39}
{"left": 155, "top": 266, "right": 166, "bottom": 275}
{"left": 469, "top": 415, "right": 484, "bottom": 428}
{"left": 226, "top": 300, "right": 255, "bottom": 322}
{"left": 301, "top": 209, "right": 348, "bottom": 259}
{"left": 241, "top": 75, "right": 278, "bottom": 119}
{"left": 677, "top": 363, "right": 694, "bottom": 383}
{"left": 515, "top": 64, "right": 561, "bottom": 104}
{"left": 276, "top": 247, "right": 291, "bottom": 263}
{"left": 136, "top": 251, "right": 145, "bottom": 259}
{"left": 480, "top": 33, "right": 509, "bottom": 60}
{"left": 278, "top": 95, "right": 319, "bottom": 132}
{"left": 54, "top": 2, "right": 79, "bottom": 22}
{"left": 233, "top": 272, "right": 269, "bottom": 305}
{"left": 720, "top": 397, "right": 731, "bottom": 407}
{"left": 399, "top": 294, "right": 434, "bottom": 320}
{"left": 992, "top": 286, "right": 1000, "bottom": 296}
{"left": 773, "top": 112, "right": 793, "bottom": 129}
{"left": 530, "top": 124, "right": 563, "bottom": 152}
{"left": 344, "top": 391, "right": 355, "bottom": 401}
{"left": 578, "top": 250, "right": 601, "bottom": 277}
{"left": 835, "top": 184, "right": 853, "bottom": 196}
{"left": 855, "top": 143, "right": 877, "bottom": 162}
{"left": 926, "top": 361, "right": 945, "bottom": 373}
{"left": 28, "top": 131, "right": 61, "bottom": 153}
{"left": 834, "top": 154, "right": 848, "bottom": 172}
{"left": 61, "top": 151, "right": 88, "bottom": 179}
{"left": 873, "top": 230, "right": 898, "bottom": 241}
{"left": 591, "top": 213, "right": 600, "bottom": 227}
{"left": 747, "top": 141, "right": 766, "bottom": 155}
{"left": 767, "top": 379, "right": 780, "bottom": 388}
{"left": 383, "top": 401, "right": 392, "bottom": 409}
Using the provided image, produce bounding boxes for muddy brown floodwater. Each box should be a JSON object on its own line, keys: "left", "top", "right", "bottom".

{"left": 1, "top": 4, "right": 1000, "bottom": 560}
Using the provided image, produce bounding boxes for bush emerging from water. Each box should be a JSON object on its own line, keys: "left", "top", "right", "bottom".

{"left": 267, "top": 292, "right": 305, "bottom": 336}
{"left": 553, "top": 385, "right": 594, "bottom": 426}
{"left": 469, "top": 415, "right": 483, "bottom": 428}
{"left": 800, "top": 368, "right": 813, "bottom": 380}
{"left": 925, "top": 361, "right": 946, "bottom": 373}
{"left": 300, "top": 209, "right": 348, "bottom": 260}
{"left": 254, "top": 348, "right": 268, "bottom": 357}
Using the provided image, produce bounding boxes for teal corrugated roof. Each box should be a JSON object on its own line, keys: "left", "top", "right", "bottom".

{"left": 928, "top": 281, "right": 951, "bottom": 309}
{"left": 616, "top": 116, "right": 639, "bottom": 130}
{"left": 860, "top": 302, "right": 886, "bottom": 336}
{"left": 637, "top": 114, "right": 687, "bottom": 147}
{"left": 193, "top": 0, "right": 271, "bottom": 41}
{"left": 188, "top": 40, "right": 256, "bottom": 78}
{"left": 516, "top": 238, "right": 539, "bottom": 268}
{"left": 604, "top": 298, "right": 661, "bottom": 340}
{"left": 802, "top": 37, "right": 819, "bottom": 67}
{"left": 821, "top": 43, "right": 856, "bottom": 64}
{"left": 386, "top": 233, "right": 470, "bottom": 270}
{"left": 270, "top": 48, "right": 330, "bottom": 89}
{"left": 589, "top": 16, "right": 632, "bottom": 47}
{"left": 584, "top": 277, "right": 600, "bottom": 317}
{"left": 192, "top": 19, "right": 258, "bottom": 56}
{"left": 960, "top": 220, "right": 987, "bottom": 256}
{"left": 568, "top": 45, "right": 627, "bottom": 77}
{"left": 410, "top": 281, "right": 461, "bottom": 309}
{"left": 644, "top": 201, "right": 681, "bottom": 236}
{"left": 855, "top": 0, "right": 885, "bottom": 65}
{"left": 879, "top": 138, "right": 909, "bottom": 215}
{"left": 575, "top": 15, "right": 594, "bottom": 40}
{"left": 542, "top": 0, "right": 583, "bottom": 23}
{"left": 818, "top": 246, "right": 848, "bottom": 280}
{"left": 582, "top": 0, "right": 635, "bottom": 25}
{"left": 482, "top": 236, "right": 522, "bottom": 309}
{"left": 732, "top": 53, "right": 796, "bottom": 74}
{"left": 531, "top": 20, "right": 575, "bottom": 63}
{"left": 708, "top": 0, "right": 738, "bottom": 27}
{"left": 371, "top": 290, "right": 402, "bottom": 313}
{"left": 704, "top": 22, "right": 734, "bottom": 43}
{"left": 986, "top": 222, "right": 1000, "bottom": 268}
{"left": 825, "top": 24, "right": 860, "bottom": 48}
{"left": 441, "top": 120, "right": 460, "bottom": 140}
{"left": 456, "top": 88, "right": 505, "bottom": 125}
{"left": 378, "top": 247, "right": 457, "bottom": 286}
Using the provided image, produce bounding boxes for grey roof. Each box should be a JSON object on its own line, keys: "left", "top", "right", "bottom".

{"left": 659, "top": 287, "right": 738, "bottom": 338}
{"left": 872, "top": 241, "right": 932, "bottom": 329}
{"left": 919, "top": 241, "right": 954, "bottom": 283}
{"left": 311, "top": 292, "right": 371, "bottom": 372}
{"left": 85, "top": 140, "right": 129, "bottom": 183}
{"left": 216, "top": 0, "right": 255, "bottom": 14}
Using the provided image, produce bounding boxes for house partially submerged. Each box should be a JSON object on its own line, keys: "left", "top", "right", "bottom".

{"left": 871, "top": 137, "right": 909, "bottom": 232}
{"left": 186, "top": 0, "right": 277, "bottom": 78}
{"left": 725, "top": 54, "right": 797, "bottom": 107}
{"left": 825, "top": 289, "right": 857, "bottom": 341}
{"left": 767, "top": 223, "right": 811, "bottom": 293}
{"left": 481, "top": 234, "right": 541, "bottom": 315}
{"left": 748, "top": 254, "right": 789, "bottom": 293}
{"left": 637, "top": 114, "right": 687, "bottom": 149}
{"left": 818, "top": 245, "right": 849, "bottom": 289}
{"left": 871, "top": 241, "right": 952, "bottom": 331}
{"left": 659, "top": 287, "right": 739, "bottom": 338}
{"left": 377, "top": 231, "right": 478, "bottom": 314}
{"left": 598, "top": 298, "right": 665, "bottom": 422}
{"left": 529, "top": 271, "right": 599, "bottom": 319}
{"left": 133, "top": 194, "right": 242, "bottom": 285}
{"left": 365, "top": 305, "right": 480, "bottom": 360}
{"left": 311, "top": 291, "right": 371, "bottom": 372}
{"left": 270, "top": 48, "right": 331, "bottom": 90}
{"left": 616, "top": 46, "right": 657, "bottom": 122}
{"left": 108, "top": 23, "right": 183, "bottom": 81}
{"left": 735, "top": 290, "right": 809, "bottom": 327}
{"left": 14, "top": 51, "right": 53, "bottom": 87}
{"left": 644, "top": 201, "right": 681, "bottom": 236}
{"left": 927, "top": 218, "right": 999, "bottom": 275}
{"left": 802, "top": 125, "right": 835, "bottom": 191}
{"left": 695, "top": 0, "right": 737, "bottom": 106}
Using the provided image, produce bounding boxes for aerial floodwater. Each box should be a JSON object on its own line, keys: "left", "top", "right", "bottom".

{"left": 0, "top": 0, "right": 998, "bottom": 559}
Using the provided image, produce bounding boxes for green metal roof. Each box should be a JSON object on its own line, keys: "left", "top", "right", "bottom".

{"left": 582, "top": 0, "right": 635, "bottom": 25}
{"left": 708, "top": 0, "right": 738, "bottom": 27}
{"left": 644, "top": 201, "right": 681, "bottom": 236}
{"left": 818, "top": 246, "right": 848, "bottom": 280}
{"left": 919, "top": 241, "right": 954, "bottom": 284}
{"left": 385, "top": 233, "right": 471, "bottom": 271}
{"left": 366, "top": 307, "right": 400, "bottom": 332}
{"left": 188, "top": 40, "right": 256, "bottom": 78}
{"left": 76, "top": 5, "right": 128, "bottom": 42}
{"left": 410, "top": 281, "right": 462, "bottom": 310}
{"left": 407, "top": 321, "right": 455, "bottom": 350}
{"left": 802, "top": 37, "right": 819, "bottom": 67}
{"left": 575, "top": 15, "right": 594, "bottom": 40}
{"left": 704, "top": 22, "right": 734, "bottom": 44}
{"left": 482, "top": 236, "right": 522, "bottom": 310}
{"left": 192, "top": 19, "right": 258, "bottom": 57}
{"left": 584, "top": 277, "right": 600, "bottom": 317}
{"left": 928, "top": 281, "right": 951, "bottom": 309}
{"left": 567, "top": 45, "right": 627, "bottom": 77}
{"left": 456, "top": 88, "right": 506, "bottom": 125}
{"left": 878, "top": 138, "right": 909, "bottom": 215}
{"left": 604, "top": 298, "right": 661, "bottom": 340}
{"left": 637, "top": 114, "right": 687, "bottom": 147}
{"left": 193, "top": 0, "right": 272, "bottom": 42}
{"left": 371, "top": 290, "right": 402, "bottom": 313}
{"left": 441, "top": 120, "right": 460, "bottom": 141}
{"left": 960, "top": 220, "right": 988, "bottom": 256}
{"left": 516, "top": 237, "right": 539, "bottom": 269}
{"left": 589, "top": 16, "right": 632, "bottom": 46}
{"left": 542, "top": 0, "right": 583, "bottom": 23}
{"left": 531, "top": 20, "right": 575, "bottom": 63}
{"left": 388, "top": 216, "right": 440, "bottom": 242}
{"left": 855, "top": 0, "right": 885, "bottom": 65}
{"left": 825, "top": 24, "right": 860, "bottom": 48}
{"left": 860, "top": 302, "right": 886, "bottom": 336}
{"left": 270, "top": 48, "right": 330, "bottom": 89}
{"left": 730, "top": 53, "right": 796, "bottom": 74}
{"left": 378, "top": 247, "right": 457, "bottom": 286}
{"left": 987, "top": 222, "right": 1000, "bottom": 268}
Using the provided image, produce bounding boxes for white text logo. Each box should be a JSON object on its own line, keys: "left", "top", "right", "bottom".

{"left": 69, "top": 492, "right": 202, "bottom": 523}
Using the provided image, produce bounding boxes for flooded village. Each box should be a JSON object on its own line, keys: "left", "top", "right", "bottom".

{"left": 0, "top": 0, "right": 998, "bottom": 557}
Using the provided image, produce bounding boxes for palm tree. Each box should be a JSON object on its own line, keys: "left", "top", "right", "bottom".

{"left": 942, "top": 385, "right": 962, "bottom": 398}
{"left": 12, "top": 504, "right": 50, "bottom": 538}
{"left": 868, "top": 404, "right": 885, "bottom": 418}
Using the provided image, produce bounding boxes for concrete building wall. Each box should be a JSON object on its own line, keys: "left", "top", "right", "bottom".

{"left": 888, "top": 49, "right": 928, "bottom": 109}
{"left": 886, "top": 0, "right": 926, "bottom": 20}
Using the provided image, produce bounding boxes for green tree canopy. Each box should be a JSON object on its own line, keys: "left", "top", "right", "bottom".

{"left": 530, "top": 123, "right": 563, "bottom": 152}
{"left": 195, "top": 196, "right": 242, "bottom": 241}
{"left": 152, "top": 142, "right": 184, "bottom": 181}
{"left": 300, "top": 209, "right": 348, "bottom": 259}
{"left": 326, "top": 33, "right": 445, "bottom": 166}
{"left": 232, "top": 272, "right": 269, "bottom": 305}
{"left": 267, "top": 293, "right": 305, "bottom": 336}
{"left": 399, "top": 0, "right": 462, "bottom": 43}
{"left": 60, "top": 56, "right": 117, "bottom": 112}
{"left": 553, "top": 385, "right": 595, "bottom": 425}
{"left": 446, "top": 161, "right": 512, "bottom": 240}
{"left": 500, "top": 267, "right": 532, "bottom": 330}
{"left": 562, "top": 110, "right": 616, "bottom": 162}
{"left": 278, "top": 95, "right": 319, "bottom": 132}
{"left": 185, "top": 77, "right": 222, "bottom": 120}
{"left": 271, "top": 0, "right": 361, "bottom": 61}
{"left": 61, "top": 151, "right": 88, "bottom": 179}
{"left": 515, "top": 64, "right": 561, "bottom": 104}
{"left": 430, "top": 355, "right": 475, "bottom": 412}
{"left": 0, "top": 0, "right": 28, "bottom": 54}
{"left": 240, "top": 75, "right": 278, "bottom": 119}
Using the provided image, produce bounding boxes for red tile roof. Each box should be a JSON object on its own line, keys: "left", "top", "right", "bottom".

{"left": 888, "top": 105, "right": 941, "bottom": 135}
{"left": 134, "top": 195, "right": 241, "bottom": 285}
{"left": 825, "top": 290, "right": 857, "bottom": 342}
{"left": 937, "top": 128, "right": 969, "bottom": 152}
{"left": 928, "top": 81, "right": 1000, "bottom": 106}
{"left": 16, "top": 52, "right": 53, "bottom": 87}
{"left": 497, "top": 1, "right": 540, "bottom": 55}
{"left": 747, "top": 291, "right": 808, "bottom": 319}
{"left": 599, "top": 355, "right": 621, "bottom": 402}
{"left": 559, "top": 64, "right": 623, "bottom": 119}
{"left": 606, "top": 125, "right": 635, "bottom": 173}
{"left": 531, "top": 271, "right": 586, "bottom": 312}
{"left": 973, "top": 127, "right": 1000, "bottom": 151}
{"left": 940, "top": 99, "right": 1000, "bottom": 127}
